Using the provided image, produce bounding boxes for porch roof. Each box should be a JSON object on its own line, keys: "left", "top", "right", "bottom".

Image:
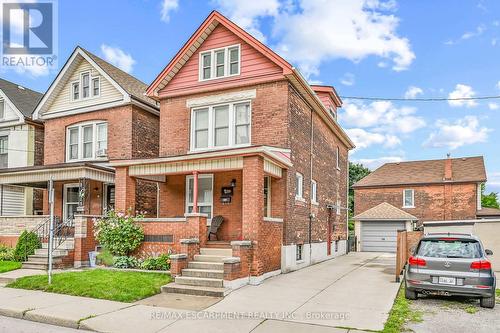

{"left": 110, "top": 146, "right": 292, "bottom": 178}
{"left": 0, "top": 162, "right": 115, "bottom": 188}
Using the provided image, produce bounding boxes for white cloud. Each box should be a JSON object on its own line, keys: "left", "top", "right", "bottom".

{"left": 404, "top": 86, "right": 423, "bottom": 99}
{"left": 340, "top": 73, "right": 355, "bottom": 86}
{"left": 100, "top": 45, "right": 136, "bottom": 73}
{"left": 424, "top": 116, "right": 491, "bottom": 150}
{"left": 448, "top": 84, "right": 477, "bottom": 108}
{"left": 160, "top": 0, "right": 179, "bottom": 22}
{"left": 488, "top": 102, "right": 499, "bottom": 110}
{"left": 496, "top": 81, "right": 500, "bottom": 90}
{"left": 445, "top": 24, "right": 486, "bottom": 45}
{"left": 353, "top": 156, "right": 403, "bottom": 170}
{"left": 13, "top": 63, "right": 50, "bottom": 77}
{"left": 215, "top": 0, "right": 414, "bottom": 77}
{"left": 213, "top": 0, "right": 280, "bottom": 42}
{"left": 346, "top": 128, "right": 400, "bottom": 151}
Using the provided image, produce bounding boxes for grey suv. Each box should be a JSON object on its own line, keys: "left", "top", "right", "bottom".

{"left": 405, "top": 233, "right": 496, "bottom": 308}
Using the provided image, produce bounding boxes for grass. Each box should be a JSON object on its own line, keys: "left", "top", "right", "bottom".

{"left": 382, "top": 285, "right": 423, "bottom": 333}
{"left": 7, "top": 269, "right": 172, "bottom": 302}
{"left": 0, "top": 260, "right": 22, "bottom": 273}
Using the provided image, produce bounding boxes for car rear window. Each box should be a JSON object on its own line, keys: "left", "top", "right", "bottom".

{"left": 417, "top": 239, "right": 482, "bottom": 258}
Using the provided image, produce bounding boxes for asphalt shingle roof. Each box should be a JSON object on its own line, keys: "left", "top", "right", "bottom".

{"left": 353, "top": 156, "right": 486, "bottom": 188}
{"left": 353, "top": 202, "right": 418, "bottom": 221}
{"left": 0, "top": 78, "right": 42, "bottom": 118}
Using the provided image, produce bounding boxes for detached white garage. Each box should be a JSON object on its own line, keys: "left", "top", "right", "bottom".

{"left": 353, "top": 202, "right": 417, "bottom": 252}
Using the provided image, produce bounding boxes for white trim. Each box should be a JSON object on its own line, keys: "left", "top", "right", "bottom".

{"left": 198, "top": 44, "right": 241, "bottom": 82}
{"left": 66, "top": 121, "right": 108, "bottom": 162}
{"left": 311, "top": 179, "right": 318, "bottom": 204}
{"left": 41, "top": 100, "right": 127, "bottom": 119}
{"left": 264, "top": 176, "right": 271, "bottom": 218}
{"left": 0, "top": 89, "right": 25, "bottom": 123}
{"left": 186, "top": 89, "right": 256, "bottom": 108}
{"left": 190, "top": 101, "right": 251, "bottom": 152}
{"left": 336, "top": 146, "right": 340, "bottom": 170}
{"left": 263, "top": 217, "right": 283, "bottom": 223}
{"left": 402, "top": 189, "right": 415, "bottom": 208}
{"left": 295, "top": 172, "right": 303, "bottom": 200}
{"left": 63, "top": 183, "right": 80, "bottom": 223}
{"left": 185, "top": 173, "right": 214, "bottom": 218}
{"left": 477, "top": 182, "right": 482, "bottom": 210}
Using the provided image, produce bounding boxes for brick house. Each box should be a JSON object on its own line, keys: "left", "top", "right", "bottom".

{"left": 108, "top": 11, "right": 353, "bottom": 290}
{"left": 0, "top": 46, "right": 160, "bottom": 267}
{"left": 352, "top": 156, "right": 487, "bottom": 252}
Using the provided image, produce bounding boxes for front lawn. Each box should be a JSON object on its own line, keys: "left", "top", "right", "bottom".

{"left": 0, "top": 260, "right": 22, "bottom": 273}
{"left": 7, "top": 269, "right": 172, "bottom": 302}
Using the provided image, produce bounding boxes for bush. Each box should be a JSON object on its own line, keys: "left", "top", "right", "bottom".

{"left": 13, "top": 231, "right": 41, "bottom": 261}
{"left": 96, "top": 248, "right": 114, "bottom": 266}
{"left": 140, "top": 254, "right": 170, "bottom": 271}
{"left": 94, "top": 210, "right": 144, "bottom": 256}
{"left": 0, "top": 245, "right": 15, "bottom": 261}
{"left": 113, "top": 256, "right": 140, "bottom": 269}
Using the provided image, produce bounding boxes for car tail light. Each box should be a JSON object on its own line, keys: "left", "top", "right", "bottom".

{"left": 408, "top": 256, "right": 426, "bottom": 267}
{"left": 470, "top": 260, "right": 492, "bottom": 270}
{"left": 474, "top": 285, "right": 491, "bottom": 289}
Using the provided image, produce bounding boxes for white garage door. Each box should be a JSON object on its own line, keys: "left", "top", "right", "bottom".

{"left": 361, "top": 221, "right": 406, "bottom": 252}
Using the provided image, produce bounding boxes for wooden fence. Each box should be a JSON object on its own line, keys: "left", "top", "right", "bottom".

{"left": 395, "top": 230, "right": 423, "bottom": 282}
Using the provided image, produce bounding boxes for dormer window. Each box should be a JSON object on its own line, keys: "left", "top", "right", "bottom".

{"left": 71, "top": 72, "right": 100, "bottom": 101}
{"left": 328, "top": 106, "right": 337, "bottom": 120}
{"left": 199, "top": 45, "right": 240, "bottom": 81}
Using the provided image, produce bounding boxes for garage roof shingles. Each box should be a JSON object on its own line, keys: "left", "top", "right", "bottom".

{"left": 353, "top": 202, "right": 418, "bottom": 221}
{"left": 353, "top": 156, "right": 486, "bottom": 188}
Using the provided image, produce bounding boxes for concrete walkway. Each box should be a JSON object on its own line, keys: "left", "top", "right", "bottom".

{"left": 0, "top": 252, "right": 399, "bottom": 332}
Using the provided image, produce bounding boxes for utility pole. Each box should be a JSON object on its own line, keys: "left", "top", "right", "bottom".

{"left": 48, "top": 178, "right": 54, "bottom": 285}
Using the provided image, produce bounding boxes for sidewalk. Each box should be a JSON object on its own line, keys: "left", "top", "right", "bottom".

{"left": 0, "top": 252, "right": 399, "bottom": 332}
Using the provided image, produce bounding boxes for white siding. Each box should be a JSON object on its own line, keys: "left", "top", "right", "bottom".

{"left": 0, "top": 98, "right": 22, "bottom": 123}
{"left": 45, "top": 58, "right": 124, "bottom": 115}
{"left": 0, "top": 185, "right": 25, "bottom": 216}
{"left": 0, "top": 124, "right": 34, "bottom": 168}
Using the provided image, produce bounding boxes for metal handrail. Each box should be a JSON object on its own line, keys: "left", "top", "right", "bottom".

{"left": 31, "top": 217, "right": 75, "bottom": 256}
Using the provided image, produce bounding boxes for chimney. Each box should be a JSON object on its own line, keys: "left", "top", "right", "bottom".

{"left": 444, "top": 153, "right": 452, "bottom": 181}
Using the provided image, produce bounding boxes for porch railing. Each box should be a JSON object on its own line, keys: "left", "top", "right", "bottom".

{"left": 32, "top": 217, "right": 75, "bottom": 254}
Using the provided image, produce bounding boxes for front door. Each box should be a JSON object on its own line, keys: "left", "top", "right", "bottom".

{"left": 103, "top": 184, "right": 115, "bottom": 213}
{"left": 63, "top": 184, "right": 80, "bottom": 224}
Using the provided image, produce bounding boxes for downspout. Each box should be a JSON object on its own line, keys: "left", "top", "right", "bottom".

{"left": 308, "top": 104, "right": 314, "bottom": 263}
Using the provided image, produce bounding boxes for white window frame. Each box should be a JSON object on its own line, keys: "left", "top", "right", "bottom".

{"left": 0, "top": 99, "right": 5, "bottom": 119}
{"left": 295, "top": 172, "right": 304, "bottom": 201}
{"left": 92, "top": 77, "right": 100, "bottom": 97}
{"left": 70, "top": 71, "right": 101, "bottom": 101}
{"left": 0, "top": 135, "right": 8, "bottom": 168}
{"left": 185, "top": 174, "right": 214, "bottom": 219}
{"left": 190, "top": 101, "right": 251, "bottom": 152}
{"left": 198, "top": 44, "right": 241, "bottom": 81}
{"left": 403, "top": 189, "right": 415, "bottom": 208}
{"left": 66, "top": 121, "right": 108, "bottom": 162}
{"left": 311, "top": 179, "right": 318, "bottom": 205}
{"left": 63, "top": 183, "right": 80, "bottom": 223}
{"left": 264, "top": 176, "right": 272, "bottom": 217}
{"left": 336, "top": 146, "right": 340, "bottom": 170}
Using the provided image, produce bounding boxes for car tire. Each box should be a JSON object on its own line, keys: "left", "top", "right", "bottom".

{"left": 405, "top": 286, "right": 418, "bottom": 300}
{"left": 480, "top": 296, "right": 495, "bottom": 309}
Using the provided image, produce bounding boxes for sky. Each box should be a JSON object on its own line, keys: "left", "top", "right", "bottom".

{"left": 1, "top": 0, "right": 500, "bottom": 193}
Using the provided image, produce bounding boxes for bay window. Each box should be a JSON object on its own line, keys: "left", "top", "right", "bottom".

{"left": 191, "top": 101, "right": 251, "bottom": 151}
{"left": 66, "top": 121, "right": 108, "bottom": 161}
{"left": 199, "top": 44, "right": 240, "bottom": 81}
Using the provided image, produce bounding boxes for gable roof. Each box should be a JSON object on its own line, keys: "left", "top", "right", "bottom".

{"left": 0, "top": 78, "right": 42, "bottom": 118}
{"left": 353, "top": 202, "right": 418, "bottom": 221}
{"left": 33, "top": 46, "right": 158, "bottom": 119}
{"left": 353, "top": 156, "right": 486, "bottom": 188}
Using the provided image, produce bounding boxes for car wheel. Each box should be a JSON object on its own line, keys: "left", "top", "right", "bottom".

{"left": 480, "top": 296, "right": 495, "bottom": 309}
{"left": 405, "top": 286, "right": 418, "bottom": 300}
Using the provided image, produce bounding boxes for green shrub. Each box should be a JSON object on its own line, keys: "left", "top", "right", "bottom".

{"left": 96, "top": 248, "right": 114, "bottom": 266}
{"left": 0, "top": 245, "right": 15, "bottom": 261}
{"left": 93, "top": 210, "right": 144, "bottom": 256}
{"left": 113, "top": 256, "right": 140, "bottom": 269}
{"left": 13, "top": 231, "right": 41, "bottom": 261}
{"left": 140, "top": 254, "right": 170, "bottom": 271}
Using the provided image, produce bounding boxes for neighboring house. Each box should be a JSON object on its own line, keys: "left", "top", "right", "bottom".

{"left": 352, "top": 156, "right": 487, "bottom": 252}
{"left": 0, "top": 47, "right": 159, "bottom": 258}
{"left": 0, "top": 78, "right": 43, "bottom": 216}
{"left": 111, "top": 10, "right": 354, "bottom": 285}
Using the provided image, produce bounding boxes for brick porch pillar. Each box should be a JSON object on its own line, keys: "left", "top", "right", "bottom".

{"left": 114, "top": 166, "right": 136, "bottom": 213}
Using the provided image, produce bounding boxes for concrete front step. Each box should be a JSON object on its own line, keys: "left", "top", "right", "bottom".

{"left": 175, "top": 276, "right": 223, "bottom": 288}
{"left": 193, "top": 254, "right": 227, "bottom": 263}
{"left": 42, "top": 242, "right": 74, "bottom": 250}
{"left": 21, "top": 262, "right": 49, "bottom": 270}
{"left": 200, "top": 248, "right": 232, "bottom": 256}
{"left": 162, "top": 283, "right": 229, "bottom": 297}
{"left": 187, "top": 261, "right": 224, "bottom": 270}
{"left": 34, "top": 248, "right": 68, "bottom": 256}
{"left": 26, "top": 254, "right": 64, "bottom": 264}
{"left": 181, "top": 268, "right": 224, "bottom": 279}
{"left": 204, "top": 241, "right": 232, "bottom": 249}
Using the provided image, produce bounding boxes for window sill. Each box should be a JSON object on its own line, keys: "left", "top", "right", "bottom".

{"left": 311, "top": 201, "right": 319, "bottom": 206}
{"left": 198, "top": 72, "right": 241, "bottom": 83}
{"left": 295, "top": 197, "right": 306, "bottom": 203}
{"left": 402, "top": 206, "right": 415, "bottom": 209}
{"left": 66, "top": 157, "right": 108, "bottom": 163}
{"left": 336, "top": 167, "right": 341, "bottom": 171}
{"left": 188, "top": 144, "right": 251, "bottom": 154}
{"left": 296, "top": 260, "right": 305, "bottom": 264}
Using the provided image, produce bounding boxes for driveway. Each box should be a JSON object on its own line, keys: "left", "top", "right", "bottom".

{"left": 161, "top": 251, "right": 399, "bottom": 332}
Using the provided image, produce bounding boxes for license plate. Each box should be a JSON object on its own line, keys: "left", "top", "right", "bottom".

{"left": 438, "top": 276, "right": 456, "bottom": 285}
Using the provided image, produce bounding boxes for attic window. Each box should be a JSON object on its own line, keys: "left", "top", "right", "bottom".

{"left": 199, "top": 44, "right": 240, "bottom": 81}
{"left": 71, "top": 71, "right": 100, "bottom": 101}
{"left": 329, "top": 106, "right": 337, "bottom": 120}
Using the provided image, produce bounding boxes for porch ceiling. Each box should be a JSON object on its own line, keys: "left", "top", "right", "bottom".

{"left": 0, "top": 163, "right": 115, "bottom": 187}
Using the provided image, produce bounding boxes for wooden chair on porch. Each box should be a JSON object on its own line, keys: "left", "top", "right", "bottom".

{"left": 208, "top": 215, "right": 224, "bottom": 240}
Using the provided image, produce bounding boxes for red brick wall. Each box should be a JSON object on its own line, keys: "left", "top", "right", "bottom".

{"left": 354, "top": 183, "right": 478, "bottom": 223}
{"left": 159, "top": 81, "right": 289, "bottom": 157}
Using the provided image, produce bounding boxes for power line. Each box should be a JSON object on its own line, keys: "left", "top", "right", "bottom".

{"left": 339, "top": 95, "right": 500, "bottom": 102}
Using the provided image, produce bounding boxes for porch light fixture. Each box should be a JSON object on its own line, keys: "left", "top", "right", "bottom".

{"left": 230, "top": 179, "right": 237, "bottom": 187}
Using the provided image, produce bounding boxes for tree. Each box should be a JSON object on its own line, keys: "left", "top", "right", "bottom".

{"left": 348, "top": 162, "right": 371, "bottom": 215}
{"left": 481, "top": 183, "right": 500, "bottom": 209}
